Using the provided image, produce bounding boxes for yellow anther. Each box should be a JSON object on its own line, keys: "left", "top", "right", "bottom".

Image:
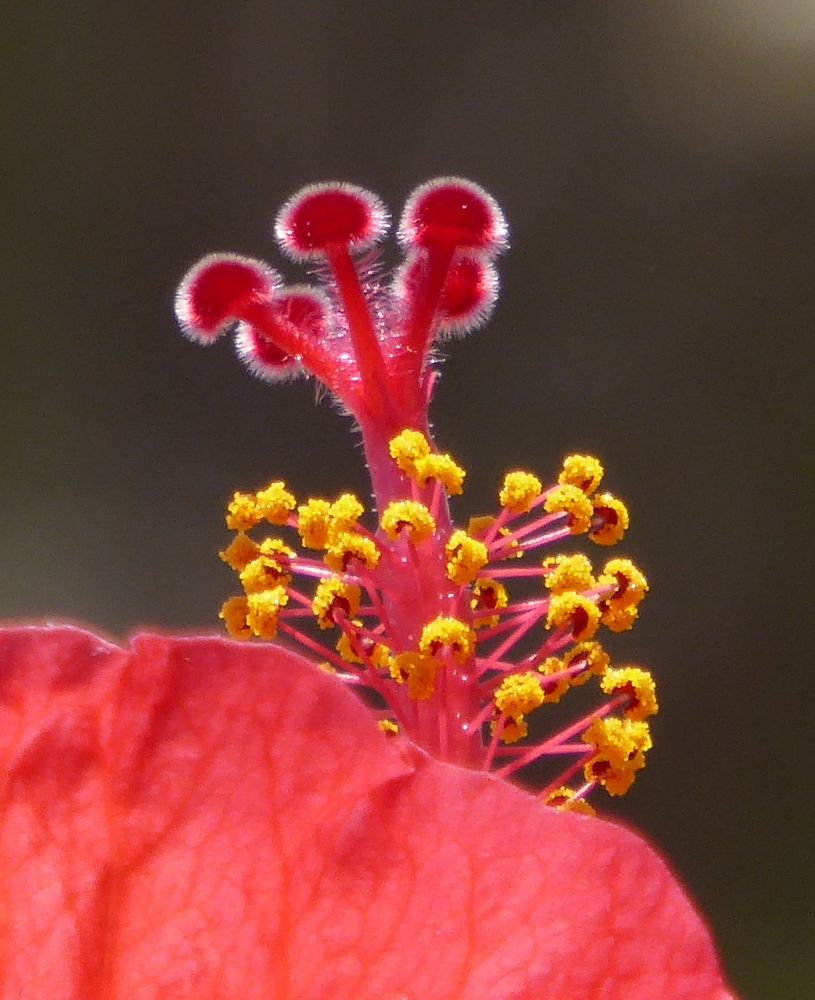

{"left": 546, "top": 591, "right": 601, "bottom": 642}
{"left": 601, "top": 604, "right": 640, "bottom": 633}
{"left": 446, "top": 529, "right": 489, "bottom": 585}
{"left": 389, "top": 428, "right": 431, "bottom": 477}
{"left": 246, "top": 586, "right": 289, "bottom": 640}
{"left": 389, "top": 651, "right": 440, "bottom": 700}
{"left": 336, "top": 626, "right": 362, "bottom": 664}
{"left": 542, "top": 553, "right": 595, "bottom": 594}
{"left": 239, "top": 552, "right": 292, "bottom": 594}
{"left": 297, "top": 497, "right": 332, "bottom": 549}
{"left": 589, "top": 493, "right": 629, "bottom": 546}
{"left": 419, "top": 616, "right": 476, "bottom": 664}
{"left": 545, "top": 786, "right": 597, "bottom": 817}
{"left": 599, "top": 558, "right": 649, "bottom": 611}
{"left": 537, "top": 656, "right": 571, "bottom": 703}
{"left": 471, "top": 577, "right": 509, "bottom": 628}
{"left": 254, "top": 481, "right": 296, "bottom": 525}
{"left": 491, "top": 717, "right": 529, "bottom": 744}
{"left": 219, "top": 595, "right": 252, "bottom": 640}
{"left": 312, "top": 577, "right": 361, "bottom": 630}
{"left": 494, "top": 671, "right": 545, "bottom": 720}
{"left": 583, "top": 716, "right": 652, "bottom": 767}
{"left": 328, "top": 494, "right": 365, "bottom": 537}
{"left": 324, "top": 531, "right": 381, "bottom": 572}
{"left": 238, "top": 538, "right": 294, "bottom": 593}
{"left": 414, "top": 453, "right": 466, "bottom": 495}
{"left": 378, "top": 719, "right": 400, "bottom": 735}
{"left": 544, "top": 484, "right": 593, "bottom": 535}
{"left": 219, "top": 532, "right": 260, "bottom": 572}
{"left": 499, "top": 471, "right": 543, "bottom": 513}
{"left": 381, "top": 500, "right": 436, "bottom": 544}
{"left": 563, "top": 641, "right": 610, "bottom": 686}
{"left": 582, "top": 717, "right": 652, "bottom": 796}
{"left": 260, "top": 537, "right": 294, "bottom": 558}
{"left": 367, "top": 643, "right": 392, "bottom": 671}
{"left": 559, "top": 454, "right": 604, "bottom": 496}
{"left": 601, "top": 667, "right": 659, "bottom": 721}
{"left": 226, "top": 491, "right": 261, "bottom": 532}
{"left": 336, "top": 625, "right": 390, "bottom": 670}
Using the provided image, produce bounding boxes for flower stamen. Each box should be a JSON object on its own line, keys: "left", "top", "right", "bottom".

{"left": 177, "top": 179, "right": 657, "bottom": 802}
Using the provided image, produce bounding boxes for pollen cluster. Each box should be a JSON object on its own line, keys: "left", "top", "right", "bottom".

{"left": 217, "top": 431, "right": 656, "bottom": 809}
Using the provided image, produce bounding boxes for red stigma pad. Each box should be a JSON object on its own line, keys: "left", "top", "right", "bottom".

{"left": 234, "top": 324, "right": 300, "bottom": 382}
{"left": 437, "top": 255, "right": 498, "bottom": 334}
{"left": 234, "top": 288, "right": 327, "bottom": 383}
{"left": 175, "top": 254, "right": 279, "bottom": 343}
{"left": 275, "top": 183, "right": 388, "bottom": 261}
{"left": 399, "top": 177, "right": 508, "bottom": 254}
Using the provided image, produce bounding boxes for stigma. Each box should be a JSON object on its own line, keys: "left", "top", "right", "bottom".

{"left": 176, "top": 178, "right": 657, "bottom": 809}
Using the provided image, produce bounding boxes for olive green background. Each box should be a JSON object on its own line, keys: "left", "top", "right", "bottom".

{"left": 2, "top": 3, "right": 812, "bottom": 996}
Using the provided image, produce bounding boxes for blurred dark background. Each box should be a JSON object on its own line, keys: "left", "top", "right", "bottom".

{"left": 3, "top": 3, "right": 812, "bottom": 996}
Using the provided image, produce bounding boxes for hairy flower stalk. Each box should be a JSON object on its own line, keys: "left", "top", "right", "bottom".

{"left": 176, "top": 178, "right": 655, "bottom": 810}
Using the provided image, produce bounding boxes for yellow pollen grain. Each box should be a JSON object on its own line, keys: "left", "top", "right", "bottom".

{"left": 336, "top": 628, "right": 391, "bottom": 670}
{"left": 600, "top": 558, "right": 649, "bottom": 610}
{"left": 219, "top": 595, "right": 252, "bottom": 640}
{"left": 419, "top": 616, "right": 476, "bottom": 664}
{"left": 336, "top": 626, "right": 364, "bottom": 664}
{"left": 537, "top": 656, "right": 571, "bottom": 703}
{"left": 494, "top": 671, "right": 545, "bottom": 720}
{"left": 559, "top": 454, "right": 604, "bottom": 496}
{"left": 546, "top": 591, "right": 601, "bottom": 642}
{"left": 381, "top": 500, "right": 436, "bottom": 544}
{"left": 470, "top": 577, "right": 508, "bottom": 628}
{"left": 389, "top": 651, "right": 440, "bottom": 700}
{"left": 545, "top": 786, "right": 597, "bottom": 816}
{"left": 254, "top": 481, "right": 296, "bottom": 525}
{"left": 544, "top": 484, "right": 593, "bottom": 535}
{"left": 245, "top": 586, "right": 289, "bottom": 640}
{"left": 259, "top": 537, "right": 295, "bottom": 560}
{"left": 312, "top": 577, "right": 361, "bottom": 630}
{"left": 328, "top": 494, "right": 365, "bottom": 537}
{"left": 582, "top": 717, "right": 652, "bottom": 796}
{"left": 389, "top": 428, "right": 431, "bottom": 477}
{"left": 414, "top": 453, "right": 466, "bottom": 495}
{"left": 219, "top": 532, "right": 260, "bottom": 572}
{"left": 499, "top": 471, "right": 543, "bottom": 513}
{"left": 601, "top": 667, "right": 658, "bottom": 720}
{"left": 601, "top": 604, "right": 640, "bottom": 633}
{"left": 226, "top": 492, "right": 261, "bottom": 532}
{"left": 324, "top": 531, "right": 380, "bottom": 572}
{"left": 491, "top": 717, "right": 528, "bottom": 744}
{"left": 563, "top": 641, "right": 610, "bottom": 686}
{"left": 589, "top": 493, "right": 629, "bottom": 546}
{"left": 542, "top": 553, "right": 595, "bottom": 594}
{"left": 367, "top": 643, "right": 392, "bottom": 671}
{"left": 239, "top": 554, "right": 291, "bottom": 594}
{"left": 446, "top": 530, "right": 489, "bottom": 585}
{"left": 297, "top": 497, "right": 332, "bottom": 549}
{"left": 378, "top": 719, "right": 400, "bottom": 736}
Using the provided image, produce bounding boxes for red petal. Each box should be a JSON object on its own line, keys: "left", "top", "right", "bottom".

{"left": 0, "top": 626, "right": 736, "bottom": 999}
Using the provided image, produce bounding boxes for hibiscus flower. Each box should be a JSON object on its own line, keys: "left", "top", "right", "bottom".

{"left": 0, "top": 178, "right": 736, "bottom": 998}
